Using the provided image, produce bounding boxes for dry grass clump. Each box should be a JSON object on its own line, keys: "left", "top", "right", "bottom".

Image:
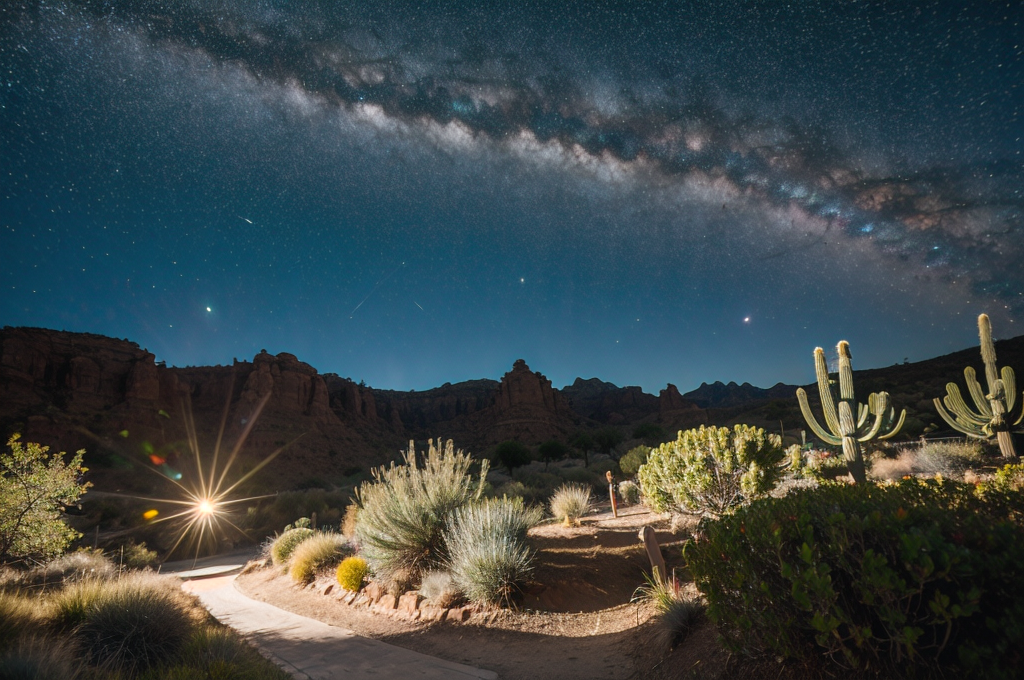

{"left": 336, "top": 556, "right": 368, "bottom": 592}
{"left": 632, "top": 576, "right": 705, "bottom": 651}
{"left": 288, "top": 532, "right": 353, "bottom": 583}
{"left": 549, "top": 483, "right": 592, "bottom": 526}
{"left": 0, "top": 634, "right": 83, "bottom": 680}
{"left": 873, "top": 439, "right": 986, "bottom": 481}
{"left": 418, "top": 571, "right": 461, "bottom": 608}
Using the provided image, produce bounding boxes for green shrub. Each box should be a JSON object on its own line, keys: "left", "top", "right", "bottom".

{"left": 549, "top": 483, "right": 591, "bottom": 526}
{"left": 617, "top": 480, "right": 640, "bottom": 505}
{"left": 418, "top": 570, "right": 461, "bottom": 608}
{"left": 336, "top": 557, "right": 368, "bottom": 591}
{"left": 354, "top": 439, "right": 488, "bottom": 587}
{"left": 444, "top": 498, "right": 535, "bottom": 607}
{"left": 638, "top": 425, "right": 784, "bottom": 517}
{"left": 120, "top": 541, "right": 159, "bottom": 569}
{"left": 685, "top": 479, "right": 1024, "bottom": 678}
{"left": 493, "top": 441, "right": 532, "bottom": 477}
{"left": 288, "top": 532, "right": 353, "bottom": 583}
{"left": 74, "top": 573, "right": 198, "bottom": 674}
{"left": 619, "top": 446, "right": 651, "bottom": 476}
{"left": 270, "top": 527, "right": 315, "bottom": 567}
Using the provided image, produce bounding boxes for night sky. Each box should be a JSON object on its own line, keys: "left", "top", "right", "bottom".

{"left": 2, "top": 1, "right": 1022, "bottom": 394}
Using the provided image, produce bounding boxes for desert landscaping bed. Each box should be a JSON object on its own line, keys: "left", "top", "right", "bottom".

{"left": 236, "top": 506, "right": 738, "bottom": 680}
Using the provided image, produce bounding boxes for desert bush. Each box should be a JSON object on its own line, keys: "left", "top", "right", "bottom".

{"left": 444, "top": 497, "right": 535, "bottom": 607}
{"left": 639, "top": 425, "right": 784, "bottom": 517}
{"left": 685, "top": 479, "right": 1024, "bottom": 678}
{"left": 418, "top": 570, "right": 461, "bottom": 608}
{"left": 619, "top": 446, "right": 651, "bottom": 476}
{"left": 549, "top": 483, "right": 592, "bottom": 526}
{"left": 288, "top": 532, "right": 353, "bottom": 583}
{"left": 270, "top": 527, "right": 315, "bottom": 567}
{"left": 1, "top": 435, "right": 90, "bottom": 564}
{"left": 493, "top": 440, "right": 532, "bottom": 477}
{"left": 805, "top": 447, "right": 849, "bottom": 480}
{"left": 354, "top": 439, "right": 488, "bottom": 587}
{"left": 119, "top": 541, "right": 159, "bottom": 569}
{"left": 617, "top": 480, "right": 640, "bottom": 505}
{"left": 336, "top": 556, "right": 368, "bottom": 591}
{"left": 341, "top": 502, "right": 359, "bottom": 540}
{"left": 559, "top": 466, "right": 603, "bottom": 489}
{"left": 73, "top": 573, "right": 199, "bottom": 674}
{"left": 658, "top": 597, "right": 705, "bottom": 650}
{"left": 0, "top": 634, "right": 83, "bottom": 680}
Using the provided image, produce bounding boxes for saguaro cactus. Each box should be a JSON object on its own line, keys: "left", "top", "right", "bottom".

{"left": 933, "top": 314, "right": 1023, "bottom": 458}
{"left": 797, "top": 341, "right": 905, "bottom": 484}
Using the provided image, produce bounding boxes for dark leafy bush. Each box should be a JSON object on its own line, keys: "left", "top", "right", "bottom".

{"left": 685, "top": 479, "right": 1024, "bottom": 678}
{"left": 619, "top": 445, "right": 651, "bottom": 476}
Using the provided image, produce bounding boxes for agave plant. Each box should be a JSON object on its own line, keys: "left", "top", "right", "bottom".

{"left": 797, "top": 341, "right": 905, "bottom": 484}
{"left": 933, "top": 314, "right": 1023, "bottom": 458}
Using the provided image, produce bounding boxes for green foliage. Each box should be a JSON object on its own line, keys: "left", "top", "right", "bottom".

{"left": 685, "top": 479, "right": 1024, "bottom": 678}
{"left": 0, "top": 435, "right": 90, "bottom": 564}
{"left": 619, "top": 445, "right": 651, "bottom": 476}
{"left": 981, "top": 462, "right": 1024, "bottom": 493}
{"left": 934, "top": 314, "right": 1023, "bottom": 458}
{"left": 74, "top": 573, "right": 198, "bottom": 674}
{"left": 593, "top": 427, "right": 624, "bottom": 455}
{"left": 637, "top": 425, "right": 785, "bottom": 517}
{"left": 444, "top": 497, "right": 535, "bottom": 607}
{"left": 617, "top": 480, "right": 640, "bottom": 505}
{"left": 354, "top": 439, "right": 489, "bottom": 587}
{"left": 536, "top": 440, "right": 569, "bottom": 468}
{"left": 270, "top": 527, "right": 314, "bottom": 567}
{"left": 549, "top": 483, "right": 592, "bottom": 526}
{"left": 568, "top": 432, "right": 595, "bottom": 467}
{"left": 632, "top": 423, "right": 665, "bottom": 443}
{"left": 288, "top": 532, "right": 353, "bottom": 583}
{"left": 336, "top": 556, "right": 368, "bottom": 591}
{"left": 120, "top": 540, "right": 159, "bottom": 569}
{"left": 493, "top": 440, "right": 532, "bottom": 477}
{"left": 797, "top": 342, "right": 906, "bottom": 484}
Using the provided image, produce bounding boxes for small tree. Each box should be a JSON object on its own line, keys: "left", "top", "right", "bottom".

{"left": 537, "top": 440, "right": 569, "bottom": 470}
{"left": 593, "top": 427, "right": 624, "bottom": 456}
{"left": 569, "top": 432, "right": 595, "bottom": 468}
{"left": 619, "top": 445, "right": 651, "bottom": 476}
{"left": 494, "top": 440, "right": 532, "bottom": 477}
{"left": 0, "top": 435, "right": 90, "bottom": 564}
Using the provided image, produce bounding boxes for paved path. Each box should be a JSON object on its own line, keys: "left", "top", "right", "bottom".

{"left": 183, "top": 576, "right": 498, "bottom": 680}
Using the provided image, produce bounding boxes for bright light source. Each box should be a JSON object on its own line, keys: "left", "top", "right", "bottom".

{"left": 196, "top": 499, "right": 215, "bottom": 515}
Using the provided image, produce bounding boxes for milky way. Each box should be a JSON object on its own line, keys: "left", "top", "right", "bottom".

{"left": 1, "top": 1, "right": 1022, "bottom": 392}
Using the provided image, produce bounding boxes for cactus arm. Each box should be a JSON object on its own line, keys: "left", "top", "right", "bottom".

{"left": 1013, "top": 401, "right": 1024, "bottom": 428}
{"left": 934, "top": 397, "right": 986, "bottom": 438}
{"left": 856, "top": 392, "right": 889, "bottom": 441}
{"left": 964, "top": 367, "right": 993, "bottom": 416}
{"left": 942, "top": 384, "right": 990, "bottom": 427}
{"left": 837, "top": 341, "right": 855, "bottom": 401}
{"left": 1002, "top": 367, "right": 1016, "bottom": 414}
{"left": 979, "top": 313, "right": 1000, "bottom": 391}
{"left": 856, "top": 402, "right": 870, "bottom": 429}
{"left": 812, "top": 347, "right": 842, "bottom": 435}
{"left": 876, "top": 408, "right": 906, "bottom": 440}
{"left": 797, "top": 387, "right": 842, "bottom": 445}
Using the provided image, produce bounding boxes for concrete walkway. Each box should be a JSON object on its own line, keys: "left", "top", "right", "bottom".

{"left": 183, "top": 576, "right": 498, "bottom": 680}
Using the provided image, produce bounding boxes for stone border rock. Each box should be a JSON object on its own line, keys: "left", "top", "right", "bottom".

{"left": 303, "top": 577, "right": 493, "bottom": 625}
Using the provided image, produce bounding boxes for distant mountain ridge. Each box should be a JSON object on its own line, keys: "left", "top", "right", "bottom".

{"left": 682, "top": 381, "right": 798, "bottom": 409}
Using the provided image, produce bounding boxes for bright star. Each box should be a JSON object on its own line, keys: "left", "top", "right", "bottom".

{"left": 206, "top": 306, "right": 212, "bottom": 312}
{"left": 743, "top": 317, "right": 751, "bottom": 323}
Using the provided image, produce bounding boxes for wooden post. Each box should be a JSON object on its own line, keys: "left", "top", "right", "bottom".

{"left": 639, "top": 526, "right": 667, "bottom": 585}
{"left": 606, "top": 470, "right": 618, "bottom": 518}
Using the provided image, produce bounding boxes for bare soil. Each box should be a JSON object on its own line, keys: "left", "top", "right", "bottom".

{"left": 235, "top": 505, "right": 834, "bottom": 680}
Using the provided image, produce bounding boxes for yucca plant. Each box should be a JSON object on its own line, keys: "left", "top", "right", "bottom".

{"left": 354, "top": 439, "right": 488, "bottom": 588}
{"left": 444, "top": 497, "right": 536, "bottom": 607}
{"left": 797, "top": 341, "right": 905, "bottom": 484}
{"left": 934, "top": 314, "right": 1023, "bottom": 458}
